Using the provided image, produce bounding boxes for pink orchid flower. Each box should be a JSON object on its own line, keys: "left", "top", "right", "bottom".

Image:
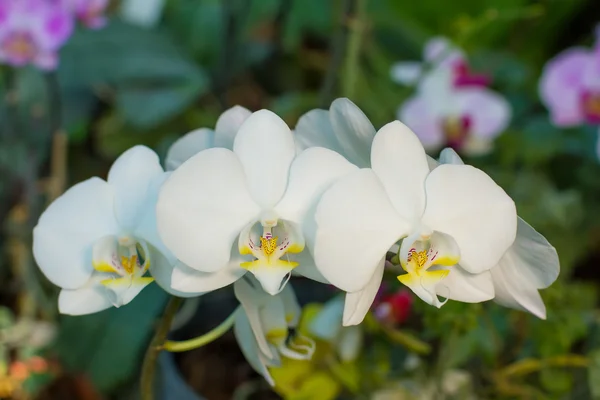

{"left": 0, "top": 0, "right": 74, "bottom": 70}
{"left": 539, "top": 27, "right": 600, "bottom": 158}
{"left": 392, "top": 38, "right": 511, "bottom": 155}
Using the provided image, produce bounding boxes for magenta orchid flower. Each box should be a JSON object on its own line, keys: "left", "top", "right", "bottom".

{"left": 539, "top": 27, "right": 600, "bottom": 158}
{"left": 0, "top": 0, "right": 74, "bottom": 70}
{"left": 392, "top": 37, "right": 511, "bottom": 155}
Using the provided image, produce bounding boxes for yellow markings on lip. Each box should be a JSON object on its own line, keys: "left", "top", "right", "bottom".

{"left": 93, "top": 261, "right": 118, "bottom": 273}
{"left": 266, "top": 328, "right": 288, "bottom": 345}
{"left": 260, "top": 236, "right": 278, "bottom": 256}
{"left": 100, "top": 276, "right": 154, "bottom": 288}
{"left": 240, "top": 258, "right": 299, "bottom": 270}
{"left": 120, "top": 255, "right": 137, "bottom": 275}
{"left": 397, "top": 269, "right": 449, "bottom": 286}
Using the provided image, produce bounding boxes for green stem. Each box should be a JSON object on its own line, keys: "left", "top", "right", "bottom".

{"left": 140, "top": 296, "right": 183, "bottom": 400}
{"left": 342, "top": 0, "right": 368, "bottom": 99}
{"left": 163, "top": 306, "right": 240, "bottom": 353}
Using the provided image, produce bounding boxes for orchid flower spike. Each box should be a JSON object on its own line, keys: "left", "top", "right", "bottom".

{"left": 437, "top": 148, "right": 560, "bottom": 319}
{"left": 157, "top": 109, "right": 357, "bottom": 296}
{"left": 312, "top": 121, "right": 518, "bottom": 326}
{"left": 233, "top": 277, "right": 314, "bottom": 386}
{"left": 33, "top": 146, "right": 177, "bottom": 315}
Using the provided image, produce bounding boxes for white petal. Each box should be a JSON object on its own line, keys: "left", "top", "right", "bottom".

{"left": 309, "top": 296, "right": 344, "bottom": 340}
{"left": 491, "top": 254, "right": 547, "bottom": 319}
{"left": 214, "top": 105, "right": 252, "bottom": 149}
{"left": 170, "top": 259, "right": 246, "bottom": 294}
{"left": 292, "top": 251, "right": 330, "bottom": 284}
{"left": 233, "top": 278, "right": 277, "bottom": 359}
{"left": 234, "top": 311, "right": 275, "bottom": 386}
{"left": 314, "top": 169, "right": 409, "bottom": 292}
{"left": 165, "top": 128, "right": 214, "bottom": 171}
{"left": 233, "top": 110, "right": 295, "bottom": 208}
{"left": 147, "top": 245, "right": 204, "bottom": 298}
{"left": 427, "top": 155, "right": 440, "bottom": 171}
{"left": 294, "top": 109, "right": 341, "bottom": 153}
{"left": 370, "top": 121, "right": 429, "bottom": 222}
{"left": 133, "top": 172, "right": 177, "bottom": 266}
{"left": 438, "top": 148, "right": 465, "bottom": 165}
{"left": 508, "top": 218, "right": 559, "bottom": 289}
{"left": 436, "top": 268, "right": 494, "bottom": 303}
{"left": 329, "top": 98, "right": 376, "bottom": 167}
{"left": 58, "top": 286, "right": 113, "bottom": 315}
{"left": 422, "top": 164, "right": 517, "bottom": 273}
{"left": 337, "top": 326, "right": 363, "bottom": 362}
{"left": 342, "top": 258, "right": 384, "bottom": 326}
{"left": 390, "top": 62, "right": 423, "bottom": 85}
{"left": 274, "top": 147, "right": 358, "bottom": 224}
{"left": 107, "top": 145, "right": 165, "bottom": 231}
{"left": 157, "top": 148, "right": 260, "bottom": 272}
{"left": 102, "top": 276, "right": 154, "bottom": 307}
{"left": 33, "top": 177, "right": 119, "bottom": 289}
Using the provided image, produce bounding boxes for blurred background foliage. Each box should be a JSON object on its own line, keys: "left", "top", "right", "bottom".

{"left": 1, "top": 0, "right": 600, "bottom": 399}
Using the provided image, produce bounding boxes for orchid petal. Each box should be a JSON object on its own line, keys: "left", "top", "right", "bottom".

{"left": 313, "top": 169, "right": 409, "bottom": 292}
{"left": 157, "top": 148, "right": 260, "bottom": 272}
{"left": 398, "top": 270, "right": 449, "bottom": 308}
{"left": 170, "top": 257, "right": 247, "bottom": 295}
{"left": 422, "top": 164, "right": 517, "bottom": 273}
{"left": 507, "top": 218, "right": 559, "bottom": 289}
{"left": 33, "top": 177, "right": 119, "bottom": 289}
{"left": 438, "top": 147, "right": 464, "bottom": 165}
{"left": 165, "top": 128, "right": 214, "bottom": 171}
{"left": 274, "top": 147, "right": 358, "bottom": 224}
{"left": 107, "top": 146, "right": 164, "bottom": 231}
{"left": 214, "top": 105, "right": 252, "bottom": 149}
{"left": 371, "top": 121, "right": 429, "bottom": 222}
{"left": 309, "top": 296, "right": 344, "bottom": 340}
{"left": 539, "top": 47, "right": 590, "bottom": 126}
{"left": 234, "top": 311, "right": 275, "bottom": 386}
{"left": 292, "top": 251, "right": 330, "bottom": 284}
{"left": 294, "top": 109, "right": 340, "bottom": 153}
{"left": 436, "top": 268, "right": 494, "bottom": 303}
{"left": 398, "top": 96, "right": 445, "bottom": 151}
{"left": 491, "top": 253, "right": 547, "bottom": 319}
{"left": 454, "top": 88, "right": 511, "bottom": 139}
{"left": 281, "top": 284, "right": 301, "bottom": 327}
{"left": 342, "top": 257, "right": 385, "bottom": 326}
{"left": 101, "top": 276, "right": 154, "bottom": 307}
{"left": 329, "top": 98, "right": 376, "bottom": 167}
{"left": 390, "top": 62, "right": 422, "bottom": 85}
{"left": 234, "top": 278, "right": 277, "bottom": 359}
{"left": 58, "top": 286, "right": 112, "bottom": 316}
{"left": 233, "top": 110, "right": 295, "bottom": 209}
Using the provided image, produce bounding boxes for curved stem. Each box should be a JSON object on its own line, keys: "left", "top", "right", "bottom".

{"left": 140, "top": 296, "right": 183, "bottom": 400}
{"left": 342, "top": 0, "right": 368, "bottom": 99}
{"left": 163, "top": 306, "right": 240, "bottom": 353}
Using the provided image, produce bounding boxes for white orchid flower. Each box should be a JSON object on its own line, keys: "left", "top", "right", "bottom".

{"left": 157, "top": 109, "right": 357, "bottom": 295}
{"left": 308, "top": 296, "right": 363, "bottom": 362}
{"left": 437, "top": 148, "right": 560, "bottom": 319}
{"left": 312, "top": 121, "right": 518, "bottom": 325}
{"left": 233, "top": 277, "right": 314, "bottom": 385}
{"left": 33, "top": 146, "right": 175, "bottom": 315}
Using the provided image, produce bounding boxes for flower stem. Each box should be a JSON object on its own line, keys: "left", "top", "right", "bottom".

{"left": 342, "top": 0, "right": 368, "bottom": 99}
{"left": 140, "top": 296, "right": 183, "bottom": 400}
{"left": 162, "top": 306, "right": 240, "bottom": 353}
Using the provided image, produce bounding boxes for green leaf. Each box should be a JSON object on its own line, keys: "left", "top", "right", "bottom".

{"left": 59, "top": 20, "right": 209, "bottom": 128}
{"left": 589, "top": 350, "right": 600, "bottom": 399}
{"left": 54, "top": 285, "right": 168, "bottom": 393}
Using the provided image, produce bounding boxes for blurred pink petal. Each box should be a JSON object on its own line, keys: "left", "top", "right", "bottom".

{"left": 539, "top": 47, "right": 591, "bottom": 126}
{"left": 454, "top": 88, "right": 511, "bottom": 139}
{"left": 398, "top": 95, "right": 445, "bottom": 150}
{"left": 423, "top": 36, "right": 465, "bottom": 68}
